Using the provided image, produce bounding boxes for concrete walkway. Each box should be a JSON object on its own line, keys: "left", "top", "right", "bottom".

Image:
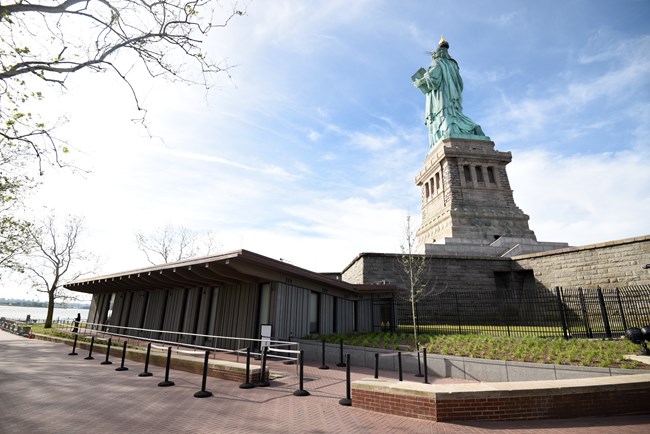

{"left": 1, "top": 330, "right": 649, "bottom": 433}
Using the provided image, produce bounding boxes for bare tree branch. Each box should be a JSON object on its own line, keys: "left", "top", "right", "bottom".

{"left": 135, "top": 224, "right": 219, "bottom": 265}
{"left": 398, "top": 215, "right": 447, "bottom": 347}
{"left": 1, "top": 0, "right": 244, "bottom": 278}
{"left": 0, "top": 0, "right": 245, "bottom": 210}
{"left": 20, "top": 213, "right": 97, "bottom": 327}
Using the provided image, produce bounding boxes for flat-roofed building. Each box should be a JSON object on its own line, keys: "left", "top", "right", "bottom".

{"left": 65, "top": 249, "right": 396, "bottom": 346}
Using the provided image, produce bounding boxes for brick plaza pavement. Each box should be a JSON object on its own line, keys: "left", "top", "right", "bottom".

{"left": 1, "top": 330, "right": 649, "bottom": 433}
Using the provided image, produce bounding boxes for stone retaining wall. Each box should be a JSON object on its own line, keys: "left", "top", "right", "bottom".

{"left": 352, "top": 374, "right": 650, "bottom": 421}
{"left": 295, "top": 339, "right": 647, "bottom": 381}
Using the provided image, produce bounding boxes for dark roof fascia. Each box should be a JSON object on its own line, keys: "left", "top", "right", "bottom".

{"left": 232, "top": 249, "right": 362, "bottom": 291}
{"left": 66, "top": 250, "right": 244, "bottom": 285}
{"left": 65, "top": 249, "right": 366, "bottom": 294}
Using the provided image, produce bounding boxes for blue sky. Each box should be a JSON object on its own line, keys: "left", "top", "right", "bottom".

{"left": 5, "top": 0, "right": 650, "bottom": 300}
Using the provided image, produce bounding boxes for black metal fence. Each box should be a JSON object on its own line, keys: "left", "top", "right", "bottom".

{"left": 395, "top": 285, "right": 650, "bottom": 339}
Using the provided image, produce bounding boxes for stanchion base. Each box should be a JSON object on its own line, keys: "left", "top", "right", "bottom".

{"left": 414, "top": 373, "right": 424, "bottom": 378}
{"left": 100, "top": 361, "right": 113, "bottom": 365}
{"left": 318, "top": 365, "right": 330, "bottom": 370}
{"left": 68, "top": 352, "right": 78, "bottom": 356}
{"left": 194, "top": 390, "right": 213, "bottom": 398}
{"left": 158, "top": 380, "right": 175, "bottom": 387}
{"left": 293, "top": 389, "right": 310, "bottom": 397}
{"left": 138, "top": 372, "right": 153, "bottom": 377}
{"left": 115, "top": 367, "right": 128, "bottom": 371}
{"left": 239, "top": 382, "right": 255, "bottom": 389}
{"left": 336, "top": 363, "right": 346, "bottom": 367}
{"left": 84, "top": 356, "right": 94, "bottom": 360}
{"left": 339, "top": 398, "right": 352, "bottom": 406}
{"left": 283, "top": 360, "right": 295, "bottom": 365}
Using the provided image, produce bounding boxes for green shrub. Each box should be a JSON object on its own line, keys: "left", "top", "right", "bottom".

{"left": 303, "top": 333, "right": 646, "bottom": 369}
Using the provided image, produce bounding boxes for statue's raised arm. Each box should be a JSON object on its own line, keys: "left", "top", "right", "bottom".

{"left": 412, "top": 37, "right": 488, "bottom": 148}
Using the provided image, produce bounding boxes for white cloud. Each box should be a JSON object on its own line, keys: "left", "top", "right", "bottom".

{"left": 462, "top": 67, "right": 521, "bottom": 85}
{"left": 4, "top": 1, "right": 649, "bottom": 303}
{"left": 349, "top": 132, "right": 400, "bottom": 151}
{"left": 486, "top": 34, "right": 650, "bottom": 145}
{"left": 319, "top": 152, "right": 338, "bottom": 162}
{"left": 279, "top": 197, "right": 409, "bottom": 261}
{"left": 248, "top": 0, "right": 372, "bottom": 54}
{"left": 578, "top": 33, "right": 650, "bottom": 65}
{"left": 162, "top": 148, "right": 298, "bottom": 179}
{"left": 485, "top": 11, "right": 524, "bottom": 27}
{"left": 308, "top": 130, "right": 321, "bottom": 142}
{"left": 509, "top": 147, "right": 650, "bottom": 246}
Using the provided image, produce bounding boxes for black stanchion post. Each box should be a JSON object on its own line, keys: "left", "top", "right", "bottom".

{"left": 158, "top": 347, "right": 175, "bottom": 387}
{"left": 374, "top": 353, "right": 379, "bottom": 379}
{"left": 68, "top": 333, "right": 79, "bottom": 356}
{"left": 100, "top": 338, "right": 113, "bottom": 365}
{"left": 194, "top": 350, "right": 213, "bottom": 398}
{"left": 398, "top": 351, "right": 403, "bottom": 382}
{"left": 72, "top": 313, "right": 80, "bottom": 334}
{"left": 414, "top": 342, "right": 423, "bottom": 377}
{"left": 239, "top": 347, "right": 254, "bottom": 389}
{"left": 318, "top": 339, "right": 329, "bottom": 370}
{"left": 338, "top": 354, "right": 351, "bottom": 406}
{"left": 256, "top": 346, "right": 270, "bottom": 387}
{"left": 423, "top": 347, "right": 429, "bottom": 384}
{"left": 336, "top": 338, "right": 346, "bottom": 367}
{"left": 293, "top": 350, "right": 310, "bottom": 397}
{"left": 115, "top": 340, "right": 128, "bottom": 371}
{"left": 139, "top": 342, "right": 153, "bottom": 377}
{"left": 85, "top": 336, "right": 95, "bottom": 360}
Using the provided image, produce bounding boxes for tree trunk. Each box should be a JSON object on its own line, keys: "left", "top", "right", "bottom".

{"left": 45, "top": 291, "right": 55, "bottom": 328}
{"left": 411, "top": 296, "right": 418, "bottom": 348}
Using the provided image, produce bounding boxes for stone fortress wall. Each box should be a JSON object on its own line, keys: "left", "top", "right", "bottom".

{"left": 342, "top": 235, "right": 650, "bottom": 293}
{"left": 342, "top": 252, "right": 513, "bottom": 292}
{"left": 513, "top": 235, "right": 650, "bottom": 289}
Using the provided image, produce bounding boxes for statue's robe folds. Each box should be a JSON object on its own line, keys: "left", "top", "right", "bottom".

{"left": 414, "top": 57, "right": 486, "bottom": 147}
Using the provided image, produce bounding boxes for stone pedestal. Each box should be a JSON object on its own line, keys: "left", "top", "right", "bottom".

{"left": 415, "top": 137, "right": 568, "bottom": 256}
{"left": 416, "top": 138, "right": 537, "bottom": 247}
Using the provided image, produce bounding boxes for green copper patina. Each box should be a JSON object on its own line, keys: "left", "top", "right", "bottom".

{"left": 412, "top": 37, "right": 489, "bottom": 148}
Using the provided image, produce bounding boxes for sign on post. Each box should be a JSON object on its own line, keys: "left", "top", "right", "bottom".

{"left": 260, "top": 324, "right": 272, "bottom": 352}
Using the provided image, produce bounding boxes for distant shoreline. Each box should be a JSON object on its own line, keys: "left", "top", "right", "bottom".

{"left": 0, "top": 301, "right": 90, "bottom": 309}
{"left": 0, "top": 305, "right": 90, "bottom": 321}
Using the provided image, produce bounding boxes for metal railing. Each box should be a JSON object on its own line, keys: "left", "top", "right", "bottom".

{"left": 0, "top": 318, "right": 34, "bottom": 336}
{"left": 54, "top": 320, "right": 300, "bottom": 363}
{"left": 394, "top": 285, "right": 650, "bottom": 339}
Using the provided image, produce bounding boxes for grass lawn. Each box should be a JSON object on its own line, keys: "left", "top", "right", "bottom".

{"left": 31, "top": 322, "right": 112, "bottom": 345}
{"left": 306, "top": 332, "right": 648, "bottom": 370}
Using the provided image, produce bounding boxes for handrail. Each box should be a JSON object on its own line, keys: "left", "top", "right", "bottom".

{"left": 53, "top": 319, "right": 300, "bottom": 363}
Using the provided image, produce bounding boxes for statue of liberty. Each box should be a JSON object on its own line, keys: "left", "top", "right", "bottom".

{"left": 412, "top": 37, "right": 488, "bottom": 148}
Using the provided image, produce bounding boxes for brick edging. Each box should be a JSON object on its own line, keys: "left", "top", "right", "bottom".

{"left": 351, "top": 374, "right": 650, "bottom": 421}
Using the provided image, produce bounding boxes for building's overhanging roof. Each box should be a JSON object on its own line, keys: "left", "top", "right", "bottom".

{"left": 65, "top": 249, "right": 399, "bottom": 296}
